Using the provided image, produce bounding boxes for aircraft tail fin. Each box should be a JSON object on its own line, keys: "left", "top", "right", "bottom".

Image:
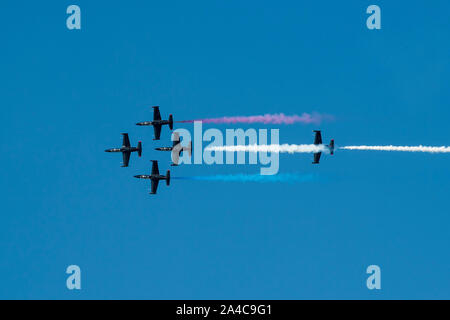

{"left": 137, "top": 141, "right": 142, "bottom": 157}
{"left": 166, "top": 170, "right": 170, "bottom": 186}
{"left": 329, "top": 139, "right": 334, "bottom": 155}
{"left": 185, "top": 141, "right": 192, "bottom": 156}
{"left": 179, "top": 140, "right": 192, "bottom": 157}
{"left": 168, "top": 114, "right": 173, "bottom": 130}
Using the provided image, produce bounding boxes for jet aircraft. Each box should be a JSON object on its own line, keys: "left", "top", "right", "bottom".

{"left": 136, "top": 106, "right": 173, "bottom": 140}
{"left": 105, "top": 133, "right": 142, "bottom": 167}
{"left": 155, "top": 132, "right": 192, "bottom": 166}
{"left": 134, "top": 160, "right": 170, "bottom": 194}
{"left": 312, "top": 130, "right": 334, "bottom": 164}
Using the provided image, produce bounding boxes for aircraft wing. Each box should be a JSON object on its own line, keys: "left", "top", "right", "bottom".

{"left": 151, "top": 160, "right": 159, "bottom": 175}
{"left": 122, "top": 151, "right": 131, "bottom": 167}
{"left": 153, "top": 106, "right": 162, "bottom": 121}
{"left": 122, "top": 133, "right": 131, "bottom": 147}
{"left": 172, "top": 132, "right": 180, "bottom": 147}
{"left": 314, "top": 131, "right": 322, "bottom": 145}
{"left": 150, "top": 179, "right": 159, "bottom": 194}
{"left": 153, "top": 124, "right": 162, "bottom": 140}
{"left": 313, "top": 152, "right": 321, "bottom": 164}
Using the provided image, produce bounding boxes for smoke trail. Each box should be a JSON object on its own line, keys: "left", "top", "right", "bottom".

{"left": 206, "top": 144, "right": 328, "bottom": 154}
{"left": 173, "top": 173, "right": 315, "bottom": 183}
{"left": 340, "top": 145, "right": 450, "bottom": 153}
{"left": 177, "top": 112, "right": 333, "bottom": 125}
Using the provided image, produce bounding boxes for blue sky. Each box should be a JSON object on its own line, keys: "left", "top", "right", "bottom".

{"left": 0, "top": 1, "right": 449, "bottom": 299}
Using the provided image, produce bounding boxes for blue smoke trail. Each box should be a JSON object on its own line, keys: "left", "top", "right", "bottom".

{"left": 173, "top": 173, "right": 315, "bottom": 183}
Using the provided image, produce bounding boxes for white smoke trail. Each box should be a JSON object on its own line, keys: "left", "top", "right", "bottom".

{"left": 340, "top": 145, "right": 450, "bottom": 153}
{"left": 206, "top": 144, "right": 328, "bottom": 153}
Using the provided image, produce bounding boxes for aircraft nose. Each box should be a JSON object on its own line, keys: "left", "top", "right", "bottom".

{"left": 105, "top": 149, "right": 111, "bottom": 152}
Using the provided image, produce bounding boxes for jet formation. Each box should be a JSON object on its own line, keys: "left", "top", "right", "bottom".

{"left": 105, "top": 106, "right": 334, "bottom": 195}
{"left": 105, "top": 106, "right": 179, "bottom": 194}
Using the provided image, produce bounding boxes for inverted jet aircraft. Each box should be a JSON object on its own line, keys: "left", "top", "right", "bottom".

{"left": 155, "top": 132, "right": 192, "bottom": 166}
{"left": 105, "top": 133, "right": 142, "bottom": 167}
{"left": 136, "top": 106, "right": 173, "bottom": 140}
{"left": 134, "top": 160, "right": 170, "bottom": 194}
{"left": 312, "top": 130, "right": 334, "bottom": 164}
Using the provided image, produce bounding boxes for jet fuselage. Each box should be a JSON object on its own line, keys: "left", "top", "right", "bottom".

{"left": 154, "top": 147, "right": 173, "bottom": 152}
{"left": 136, "top": 120, "right": 171, "bottom": 126}
{"left": 134, "top": 174, "right": 167, "bottom": 180}
{"left": 105, "top": 146, "right": 140, "bottom": 153}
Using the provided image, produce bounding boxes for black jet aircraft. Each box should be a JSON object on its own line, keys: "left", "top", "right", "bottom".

{"left": 136, "top": 106, "right": 173, "bottom": 140}
{"left": 155, "top": 132, "right": 192, "bottom": 166}
{"left": 105, "top": 133, "right": 142, "bottom": 167}
{"left": 134, "top": 160, "right": 170, "bottom": 194}
{"left": 312, "top": 130, "right": 334, "bottom": 164}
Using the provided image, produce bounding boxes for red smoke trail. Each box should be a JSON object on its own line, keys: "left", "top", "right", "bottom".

{"left": 176, "top": 112, "right": 333, "bottom": 125}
